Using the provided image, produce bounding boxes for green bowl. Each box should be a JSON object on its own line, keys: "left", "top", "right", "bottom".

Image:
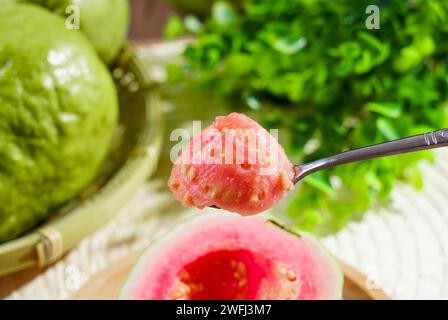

{"left": 0, "top": 46, "right": 164, "bottom": 276}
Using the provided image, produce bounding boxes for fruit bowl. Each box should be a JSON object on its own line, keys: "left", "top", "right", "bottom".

{"left": 0, "top": 46, "right": 164, "bottom": 276}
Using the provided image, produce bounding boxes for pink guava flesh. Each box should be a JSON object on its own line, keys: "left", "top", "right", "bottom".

{"left": 120, "top": 214, "right": 343, "bottom": 300}
{"left": 168, "top": 113, "right": 294, "bottom": 215}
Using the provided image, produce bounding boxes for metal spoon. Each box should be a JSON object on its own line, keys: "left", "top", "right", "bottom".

{"left": 292, "top": 128, "right": 448, "bottom": 184}
{"left": 210, "top": 128, "right": 448, "bottom": 209}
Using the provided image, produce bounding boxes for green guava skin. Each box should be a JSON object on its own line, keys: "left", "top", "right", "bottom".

{"left": 0, "top": 4, "right": 119, "bottom": 242}
{"left": 26, "top": 0, "right": 131, "bottom": 64}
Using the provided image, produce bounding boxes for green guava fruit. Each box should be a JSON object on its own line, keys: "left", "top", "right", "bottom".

{"left": 120, "top": 213, "right": 343, "bottom": 300}
{"left": 25, "top": 0, "right": 131, "bottom": 64}
{"left": 0, "top": 3, "right": 119, "bottom": 242}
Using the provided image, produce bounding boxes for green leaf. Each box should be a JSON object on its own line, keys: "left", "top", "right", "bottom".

{"left": 184, "top": 15, "right": 204, "bottom": 34}
{"left": 246, "top": 95, "right": 261, "bottom": 110}
{"left": 376, "top": 117, "right": 400, "bottom": 140}
{"left": 339, "top": 41, "right": 362, "bottom": 58}
{"left": 269, "top": 37, "right": 307, "bottom": 55}
{"left": 336, "top": 58, "right": 354, "bottom": 77}
{"left": 393, "top": 46, "right": 421, "bottom": 73}
{"left": 413, "top": 33, "right": 435, "bottom": 57}
{"left": 212, "top": 1, "right": 238, "bottom": 26}
{"left": 225, "top": 53, "right": 253, "bottom": 75}
{"left": 164, "top": 15, "right": 185, "bottom": 39}
{"left": 365, "top": 170, "right": 382, "bottom": 192}
{"left": 354, "top": 50, "right": 372, "bottom": 74}
{"left": 303, "top": 172, "right": 335, "bottom": 196}
{"left": 366, "top": 102, "right": 402, "bottom": 118}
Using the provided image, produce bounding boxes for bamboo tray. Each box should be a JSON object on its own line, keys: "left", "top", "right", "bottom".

{"left": 0, "top": 46, "right": 164, "bottom": 277}
{"left": 73, "top": 252, "right": 390, "bottom": 300}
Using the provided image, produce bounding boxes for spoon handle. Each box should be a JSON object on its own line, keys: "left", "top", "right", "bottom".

{"left": 293, "top": 128, "right": 448, "bottom": 183}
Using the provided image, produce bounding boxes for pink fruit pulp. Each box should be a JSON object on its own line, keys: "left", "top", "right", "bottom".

{"left": 120, "top": 214, "right": 343, "bottom": 300}
{"left": 168, "top": 113, "right": 294, "bottom": 215}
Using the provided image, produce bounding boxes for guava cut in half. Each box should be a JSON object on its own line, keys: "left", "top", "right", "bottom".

{"left": 120, "top": 213, "right": 343, "bottom": 300}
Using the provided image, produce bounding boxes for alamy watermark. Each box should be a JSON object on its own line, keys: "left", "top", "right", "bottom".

{"left": 365, "top": 5, "right": 380, "bottom": 30}
{"left": 65, "top": 5, "right": 80, "bottom": 30}
{"left": 65, "top": 264, "right": 81, "bottom": 291}
{"left": 364, "top": 265, "right": 383, "bottom": 291}
{"left": 170, "top": 121, "right": 282, "bottom": 176}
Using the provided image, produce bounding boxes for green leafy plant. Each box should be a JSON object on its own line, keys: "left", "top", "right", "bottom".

{"left": 165, "top": 0, "right": 448, "bottom": 235}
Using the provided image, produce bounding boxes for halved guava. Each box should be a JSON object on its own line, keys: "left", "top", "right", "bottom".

{"left": 120, "top": 213, "right": 343, "bottom": 300}
{"left": 168, "top": 113, "right": 294, "bottom": 215}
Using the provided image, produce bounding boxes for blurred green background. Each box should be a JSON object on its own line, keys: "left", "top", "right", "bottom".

{"left": 135, "top": 0, "right": 448, "bottom": 236}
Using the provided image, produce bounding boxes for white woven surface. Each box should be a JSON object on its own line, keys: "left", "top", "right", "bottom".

{"left": 5, "top": 150, "right": 448, "bottom": 299}
{"left": 324, "top": 149, "right": 448, "bottom": 299}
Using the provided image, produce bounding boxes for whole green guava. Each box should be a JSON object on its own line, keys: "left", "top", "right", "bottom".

{"left": 26, "top": 0, "right": 131, "bottom": 64}
{"left": 0, "top": 3, "right": 119, "bottom": 242}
